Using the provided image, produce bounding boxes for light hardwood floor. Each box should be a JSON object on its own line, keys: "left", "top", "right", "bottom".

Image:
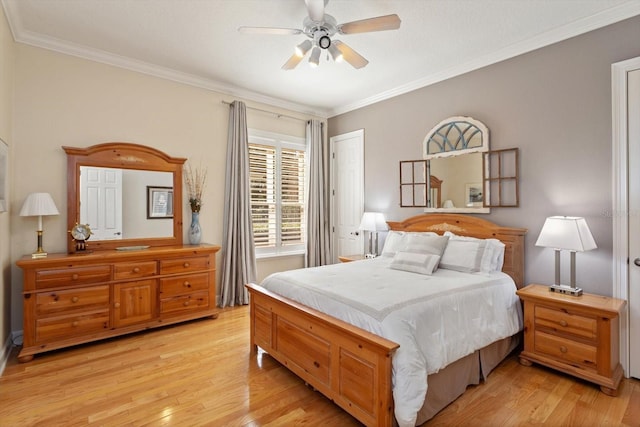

{"left": 1, "top": 306, "right": 638, "bottom": 426}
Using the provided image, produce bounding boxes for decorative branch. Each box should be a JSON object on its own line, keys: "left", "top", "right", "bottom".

{"left": 184, "top": 162, "right": 207, "bottom": 212}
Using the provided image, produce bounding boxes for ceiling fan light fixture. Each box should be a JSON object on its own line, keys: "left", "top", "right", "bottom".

{"left": 295, "top": 40, "right": 312, "bottom": 57}
{"left": 309, "top": 46, "right": 321, "bottom": 67}
{"left": 318, "top": 34, "right": 331, "bottom": 49}
{"left": 328, "top": 43, "right": 343, "bottom": 62}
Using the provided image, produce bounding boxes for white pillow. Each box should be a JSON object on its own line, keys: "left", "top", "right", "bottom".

{"left": 441, "top": 232, "right": 505, "bottom": 273}
{"left": 404, "top": 233, "right": 449, "bottom": 257}
{"left": 380, "top": 231, "right": 406, "bottom": 257}
{"left": 390, "top": 251, "right": 441, "bottom": 275}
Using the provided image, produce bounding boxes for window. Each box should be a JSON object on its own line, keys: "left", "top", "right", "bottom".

{"left": 249, "top": 130, "right": 306, "bottom": 257}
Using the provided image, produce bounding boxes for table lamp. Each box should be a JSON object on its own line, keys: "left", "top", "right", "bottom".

{"left": 535, "top": 216, "right": 597, "bottom": 296}
{"left": 359, "top": 212, "right": 388, "bottom": 258}
{"left": 19, "top": 192, "right": 59, "bottom": 258}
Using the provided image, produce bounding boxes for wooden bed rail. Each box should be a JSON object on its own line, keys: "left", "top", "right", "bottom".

{"left": 246, "top": 283, "right": 399, "bottom": 427}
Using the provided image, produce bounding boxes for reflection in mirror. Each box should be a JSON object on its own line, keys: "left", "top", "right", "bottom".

{"left": 428, "top": 152, "right": 483, "bottom": 209}
{"left": 64, "top": 142, "right": 185, "bottom": 253}
{"left": 423, "top": 116, "right": 490, "bottom": 213}
{"left": 79, "top": 166, "right": 173, "bottom": 240}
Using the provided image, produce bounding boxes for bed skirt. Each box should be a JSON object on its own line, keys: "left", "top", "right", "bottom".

{"left": 415, "top": 333, "right": 520, "bottom": 425}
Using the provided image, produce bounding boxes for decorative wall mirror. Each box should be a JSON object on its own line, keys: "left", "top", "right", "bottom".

{"left": 63, "top": 142, "right": 186, "bottom": 253}
{"left": 399, "top": 116, "right": 519, "bottom": 212}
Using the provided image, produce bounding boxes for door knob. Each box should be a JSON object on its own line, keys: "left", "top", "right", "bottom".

{"left": 634, "top": 258, "right": 640, "bottom": 267}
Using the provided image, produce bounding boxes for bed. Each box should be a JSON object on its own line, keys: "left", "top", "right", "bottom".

{"left": 246, "top": 214, "right": 527, "bottom": 426}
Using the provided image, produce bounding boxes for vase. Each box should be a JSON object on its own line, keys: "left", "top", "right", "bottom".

{"left": 189, "top": 211, "right": 202, "bottom": 244}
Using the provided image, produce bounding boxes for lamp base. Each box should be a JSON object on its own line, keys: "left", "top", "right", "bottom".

{"left": 549, "top": 284, "right": 583, "bottom": 296}
{"left": 31, "top": 251, "right": 48, "bottom": 259}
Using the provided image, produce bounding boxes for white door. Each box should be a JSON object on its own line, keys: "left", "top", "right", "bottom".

{"left": 628, "top": 67, "right": 640, "bottom": 379}
{"left": 80, "top": 166, "right": 123, "bottom": 240}
{"left": 331, "top": 129, "right": 364, "bottom": 263}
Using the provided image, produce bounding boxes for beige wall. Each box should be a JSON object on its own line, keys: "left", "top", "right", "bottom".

{"left": 329, "top": 15, "right": 640, "bottom": 297}
{"left": 8, "top": 44, "right": 315, "bottom": 331}
{"left": 0, "top": 5, "right": 14, "bottom": 360}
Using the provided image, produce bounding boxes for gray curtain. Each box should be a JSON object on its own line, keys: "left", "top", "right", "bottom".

{"left": 305, "top": 119, "right": 331, "bottom": 267}
{"left": 220, "top": 100, "right": 256, "bottom": 307}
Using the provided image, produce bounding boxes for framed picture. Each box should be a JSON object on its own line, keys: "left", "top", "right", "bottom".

{"left": 465, "top": 183, "right": 483, "bottom": 207}
{"left": 147, "top": 186, "right": 173, "bottom": 219}
{"left": 0, "top": 139, "right": 7, "bottom": 213}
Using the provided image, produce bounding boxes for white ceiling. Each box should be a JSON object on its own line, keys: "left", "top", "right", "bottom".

{"left": 3, "top": 0, "right": 640, "bottom": 117}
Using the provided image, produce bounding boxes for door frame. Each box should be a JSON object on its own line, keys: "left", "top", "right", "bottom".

{"left": 330, "top": 129, "right": 365, "bottom": 264}
{"left": 612, "top": 55, "right": 640, "bottom": 376}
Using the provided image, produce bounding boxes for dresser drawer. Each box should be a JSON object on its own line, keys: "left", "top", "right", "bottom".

{"left": 160, "top": 292, "right": 209, "bottom": 315}
{"left": 114, "top": 261, "right": 157, "bottom": 280}
{"left": 36, "top": 285, "right": 110, "bottom": 315}
{"left": 160, "top": 256, "right": 210, "bottom": 275}
{"left": 35, "top": 265, "right": 112, "bottom": 289}
{"left": 534, "top": 330, "right": 597, "bottom": 370}
{"left": 160, "top": 273, "right": 209, "bottom": 297}
{"left": 535, "top": 305, "right": 597, "bottom": 340}
{"left": 36, "top": 309, "right": 110, "bottom": 342}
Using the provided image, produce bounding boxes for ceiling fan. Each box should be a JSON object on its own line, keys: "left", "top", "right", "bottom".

{"left": 238, "top": 0, "right": 401, "bottom": 70}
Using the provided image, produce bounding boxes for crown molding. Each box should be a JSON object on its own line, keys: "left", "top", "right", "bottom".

{"left": 329, "top": 2, "right": 640, "bottom": 117}
{"left": 1, "top": 0, "right": 329, "bottom": 119}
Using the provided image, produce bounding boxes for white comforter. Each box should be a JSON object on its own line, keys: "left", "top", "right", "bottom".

{"left": 260, "top": 257, "right": 523, "bottom": 427}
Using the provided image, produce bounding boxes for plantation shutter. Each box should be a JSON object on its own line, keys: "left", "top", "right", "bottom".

{"left": 281, "top": 147, "right": 306, "bottom": 246}
{"left": 249, "top": 144, "right": 276, "bottom": 248}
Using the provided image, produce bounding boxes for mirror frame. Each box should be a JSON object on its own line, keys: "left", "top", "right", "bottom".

{"left": 63, "top": 142, "right": 186, "bottom": 253}
{"left": 422, "top": 116, "right": 490, "bottom": 213}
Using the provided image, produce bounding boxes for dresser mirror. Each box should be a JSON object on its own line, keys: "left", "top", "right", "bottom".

{"left": 63, "top": 142, "right": 186, "bottom": 252}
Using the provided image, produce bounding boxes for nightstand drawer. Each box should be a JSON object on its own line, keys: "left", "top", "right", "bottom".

{"left": 534, "top": 330, "right": 597, "bottom": 370}
{"left": 535, "top": 305, "right": 597, "bottom": 340}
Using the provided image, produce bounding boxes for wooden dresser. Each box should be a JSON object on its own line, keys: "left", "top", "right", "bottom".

{"left": 17, "top": 244, "right": 220, "bottom": 362}
{"left": 516, "top": 284, "right": 626, "bottom": 396}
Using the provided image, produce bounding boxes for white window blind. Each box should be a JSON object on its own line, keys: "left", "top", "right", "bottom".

{"left": 249, "top": 130, "right": 306, "bottom": 257}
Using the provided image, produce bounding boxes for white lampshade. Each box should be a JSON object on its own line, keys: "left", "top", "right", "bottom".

{"left": 359, "top": 212, "right": 389, "bottom": 232}
{"left": 535, "top": 216, "right": 597, "bottom": 252}
{"left": 19, "top": 192, "right": 59, "bottom": 218}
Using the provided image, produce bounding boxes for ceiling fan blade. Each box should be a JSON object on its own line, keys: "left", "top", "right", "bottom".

{"left": 282, "top": 53, "right": 304, "bottom": 70}
{"left": 333, "top": 40, "right": 368, "bottom": 69}
{"left": 339, "top": 14, "right": 401, "bottom": 34}
{"left": 305, "top": 0, "right": 327, "bottom": 22}
{"left": 238, "top": 26, "right": 302, "bottom": 35}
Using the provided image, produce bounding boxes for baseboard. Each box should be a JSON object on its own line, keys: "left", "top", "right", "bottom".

{"left": 0, "top": 332, "right": 16, "bottom": 375}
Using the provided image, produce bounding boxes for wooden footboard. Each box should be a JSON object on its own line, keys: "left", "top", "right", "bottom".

{"left": 246, "top": 283, "right": 399, "bottom": 427}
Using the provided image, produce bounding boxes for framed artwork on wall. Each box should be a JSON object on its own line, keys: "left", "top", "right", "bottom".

{"left": 465, "top": 183, "right": 483, "bottom": 207}
{"left": 147, "top": 186, "right": 173, "bottom": 219}
{"left": 0, "top": 139, "right": 7, "bottom": 212}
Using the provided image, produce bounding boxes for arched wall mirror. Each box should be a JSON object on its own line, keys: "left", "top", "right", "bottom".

{"left": 63, "top": 142, "right": 186, "bottom": 253}
{"left": 400, "top": 116, "right": 519, "bottom": 212}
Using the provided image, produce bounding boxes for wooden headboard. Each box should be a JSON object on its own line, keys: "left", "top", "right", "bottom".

{"left": 387, "top": 214, "right": 527, "bottom": 288}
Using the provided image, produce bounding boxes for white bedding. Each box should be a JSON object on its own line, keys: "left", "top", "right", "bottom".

{"left": 260, "top": 257, "right": 523, "bottom": 427}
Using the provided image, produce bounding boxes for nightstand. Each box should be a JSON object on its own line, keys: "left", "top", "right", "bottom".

{"left": 338, "top": 254, "right": 366, "bottom": 263}
{"left": 516, "top": 284, "right": 626, "bottom": 396}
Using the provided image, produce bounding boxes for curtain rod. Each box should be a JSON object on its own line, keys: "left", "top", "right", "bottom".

{"left": 221, "top": 100, "right": 308, "bottom": 122}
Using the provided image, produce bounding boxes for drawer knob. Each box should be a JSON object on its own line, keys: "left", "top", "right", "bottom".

{"left": 71, "top": 296, "right": 79, "bottom": 303}
{"left": 560, "top": 346, "right": 568, "bottom": 353}
{"left": 183, "top": 262, "right": 190, "bottom": 268}
{"left": 183, "top": 301, "right": 190, "bottom": 307}
{"left": 559, "top": 320, "right": 568, "bottom": 327}
{"left": 114, "top": 302, "right": 120, "bottom": 308}
{"left": 72, "top": 321, "right": 79, "bottom": 327}
{"left": 72, "top": 274, "right": 79, "bottom": 280}
{"left": 133, "top": 267, "right": 140, "bottom": 273}
{"left": 183, "top": 281, "right": 191, "bottom": 288}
